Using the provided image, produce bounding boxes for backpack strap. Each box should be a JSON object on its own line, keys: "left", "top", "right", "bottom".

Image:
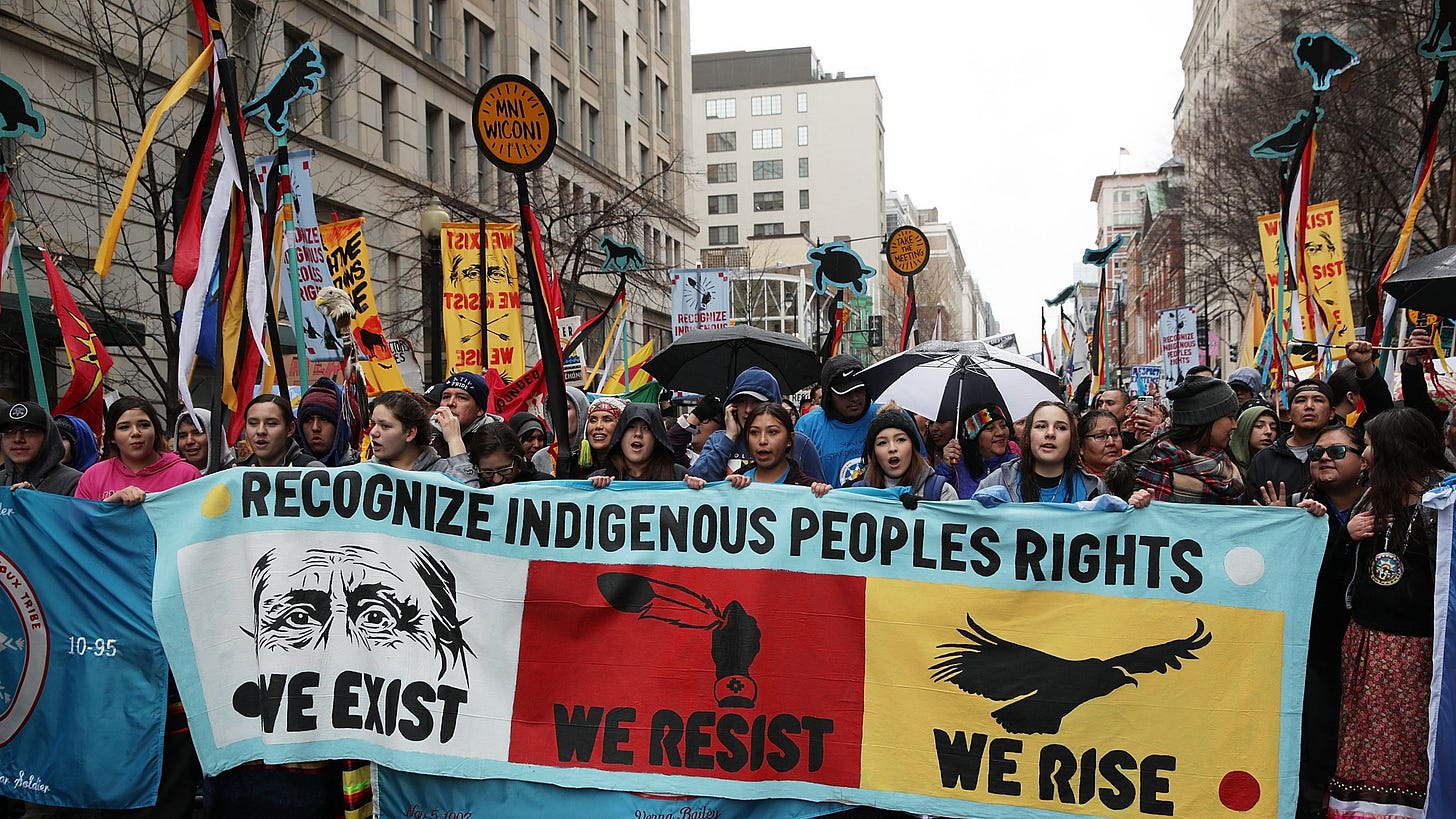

{"left": 920, "top": 474, "right": 948, "bottom": 502}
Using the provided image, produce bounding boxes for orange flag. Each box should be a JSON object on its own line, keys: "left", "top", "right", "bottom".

{"left": 43, "top": 249, "right": 113, "bottom": 434}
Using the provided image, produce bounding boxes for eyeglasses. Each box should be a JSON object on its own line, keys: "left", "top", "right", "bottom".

{"left": 1309, "top": 444, "right": 1356, "bottom": 461}
{"left": 478, "top": 464, "right": 520, "bottom": 481}
{"left": 1083, "top": 432, "right": 1120, "bottom": 442}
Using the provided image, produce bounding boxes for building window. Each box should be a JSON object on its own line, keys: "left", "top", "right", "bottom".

{"left": 704, "top": 97, "right": 736, "bottom": 119}
{"left": 553, "top": 0, "right": 569, "bottom": 47}
{"left": 656, "top": 0, "right": 668, "bottom": 53}
{"left": 659, "top": 158, "right": 671, "bottom": 200}
{"left": 750, "top": 94, "right": 781, "bottom": 116}
{"left": 449, "top": 115, "right": 465, "bottom": 186}
{"left": 637, "top": 61, "right": 648, "bottom": 120}
{"left": 425, "top": 103, "right": 442, "bottom": 181}
{"left": 639, "top": 144, "right": 650, "bottom": 184}
{"left": 319, "top": 46, "right": 343, "bottom": 138}
{"left": 751, "top": 159, "right": 782, "bottom": 180}
{"left": 751, "top": 128, "right": 782, "bottom": 149}
{"left": 379, "top": 0, "right": 390, "bottom": 19}
{"left": 380, "top": 76, "right": 397, "bottom": 162}
{"left": 753, "top": 191, "right": 784, "bottom": 212}
{"left": 580, "top": 102, "right": 599, "bottom": 159}
{"left": 637, "top": 0, "right": 646, "bottom": 31}
{"left": 578, "top": 5, "right": 598, "bottom": 74}
{"left": 707, "top": 194, "right": 737, "bottom": 215}
{"left": 428, "top": 0, "right": 445, "bottom": 58}
{"left": 797, "top": 125, "right": 808, "bottom": 146}
{"left": 708, "top": 226, "right": 738, "bottom": 245}
{"left": 799, "top": 189, "right": 809, "bottom": 209}
{"left": 705, "top": 131, "right": 736, "bottom": 152}
{"left": 656, "top": 79, "right": 669, "bottom": 131}
{"left": 622, "top": 33, "right": 630, "bottom": 89}
{"left": 529, "top": 49, "right": 541, "bottom": 85}
{"left": 798, "top": 157, "right": 809, "bottom": 177}
{"left": 752, "top": 222, "right": 784, "bottom": 237}
{"left": 799, "top": 220, "right": 810, "bottom": 236}
{"left": 552, "top": 80, "right": 570, "bottom": 140}
{"left": 797, "top": 91, "right": 807, "bottom": 113}
{"left": 464, "top": 17, "right": 494, "bottom": 84}
{"left": 232, "top": 0, "right": 259, "bottom": 90}
{"left": 412, "top": 0, "right": 426, "bottom": 49}
{"left": 477, "top": 152, "right": 490, "bottom": 202}
{"left": 707, "top": 162, "right": 736, "bottom": 184}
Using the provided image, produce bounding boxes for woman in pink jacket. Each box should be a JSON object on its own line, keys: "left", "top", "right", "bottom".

{"left": 75, "top": 396, "right": 201, "bottom": 503}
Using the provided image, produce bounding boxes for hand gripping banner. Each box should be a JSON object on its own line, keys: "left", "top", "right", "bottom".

{"left": 145, "top": 467, "right": 1327, "bottom": 818}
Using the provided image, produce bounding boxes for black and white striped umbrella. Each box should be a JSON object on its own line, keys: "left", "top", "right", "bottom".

{"left": 860, "top": 340, "right": 1063, "bottom": 423}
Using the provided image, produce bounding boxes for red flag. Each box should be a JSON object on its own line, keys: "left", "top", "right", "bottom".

{"left": 43, "top": 249, "right": 113, "bottom": 434}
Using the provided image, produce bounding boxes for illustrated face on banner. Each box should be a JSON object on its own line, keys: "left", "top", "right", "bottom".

{"left": 179, "top": 527, "right": 525, "bottom": 757}
{"left": 248, "top": 543, "right": 470, "bottom": 678}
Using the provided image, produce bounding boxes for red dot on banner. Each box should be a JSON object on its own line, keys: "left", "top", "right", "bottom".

{"left": 1219, "top": 770, "right": 1260, "bottom": 811}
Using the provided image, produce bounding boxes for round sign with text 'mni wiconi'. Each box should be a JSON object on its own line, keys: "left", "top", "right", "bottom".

{"left": 473, "top": 75, "right": 557, "bottom": 173}
{"left": 886, "top": 225, "right": 929, "bottom": 276}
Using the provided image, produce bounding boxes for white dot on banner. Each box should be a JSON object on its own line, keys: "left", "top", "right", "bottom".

{"left": 1225, "top": 546, "right": 1265, "bottom": 586}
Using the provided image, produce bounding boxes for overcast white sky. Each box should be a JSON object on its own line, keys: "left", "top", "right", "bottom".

{"left": 690, "top": 0, "right": 1193, "bottom": 352}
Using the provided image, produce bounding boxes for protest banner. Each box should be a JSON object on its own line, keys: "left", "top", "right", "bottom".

{"left": 0, "top": 489, "right": 166, "bottom": 809}
{"left": 670, "top": 268, "right": 731, "bottom": 337}
{"left": 1157, "top": 307, "right": 1198, "bottom": 393}
{"left": 1129, "top": 365, "right": 1162, "bottom": 397}
{"left": 319, "top": 217, "right": 408, "bottom": 394}
{"left": 144, "top": 466, "right": 1327, "bottom": 818}
{"left": 1427, "top": 478, "right": 1456, "bottom": 818}
{"left": 1257, "top": 200, "right": 1355, "bottom": 355}
{"left": 439, "top": 222, "right": 526, "bottom": 379}
{"left": 254, "top": 150, "right": 342, "bottom": 363}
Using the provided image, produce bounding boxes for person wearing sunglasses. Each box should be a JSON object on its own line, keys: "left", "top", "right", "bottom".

{"left": 469, "top": 422, "right": 548, "bottom": 486}
{"left": 933, "top": 403, "right": 1020, "bottom": 499}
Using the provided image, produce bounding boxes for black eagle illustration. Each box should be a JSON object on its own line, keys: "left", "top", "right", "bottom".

{"left": 930, "top": 615, "right": 1212, "bottom": 735}
{"left": 242, "top": 42, "right": 326, "bottom": 135}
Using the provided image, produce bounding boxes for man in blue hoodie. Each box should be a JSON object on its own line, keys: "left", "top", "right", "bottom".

{"left": 795, "top": 355, "right": 880, "bottom": 487}
{"left": 688, "top": 367, "right": 825, "bottom": 482}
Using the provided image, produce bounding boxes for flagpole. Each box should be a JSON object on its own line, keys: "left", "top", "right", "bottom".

{"left": 278, "top": 139, "right": 310, "bottom": 385}
{"left": 9, "top": 242, "right": 48, "bottom": 405}
{"left": 515, "top": 173, "right": 570, "bottom": 448}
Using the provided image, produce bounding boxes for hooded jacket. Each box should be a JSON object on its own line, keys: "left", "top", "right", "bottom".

{"left": 796, "top": 356, "right": 880, "bottom": 487}
{"left": 239, "top": 441, "right": 325, "bottom": 468}
{"left": 174, "top": 408, "right": 237, "bottom": 474}
{"left": 293, "top": 378, "right": 359, "bottom": 467}
{"left": 533, "top": 387, "right": 590, "bottom": 477}
{"left": 590, "top": 403, "right": 688, "bottom": 481}
{"left": 0, "top": 412, "right": 82, "bottom": 495}
{"left": 1228, "top": 405, "right": 1277, "bottom": 478}
{"left": 975, "top": 459, "right": 1106, "bottom": 503}
{"left": 688, "top": 368, "right": 824, "bottom": 482}
{"left": 370, "top": 446, "right": 480, "bottom": 487}
{"left": 54, "top": 414, "right": 101, "bottom": 472}
{"left": 75, "top": 451, "right": 201, "bottom": 500}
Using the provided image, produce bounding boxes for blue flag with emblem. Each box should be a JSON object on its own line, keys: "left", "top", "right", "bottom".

{"left": 0, "top": 488, "right": 165, "bottom": 808}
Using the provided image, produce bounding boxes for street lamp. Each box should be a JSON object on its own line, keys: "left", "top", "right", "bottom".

{"left": 418, "top": 196, "right": 450, "bottom": 385}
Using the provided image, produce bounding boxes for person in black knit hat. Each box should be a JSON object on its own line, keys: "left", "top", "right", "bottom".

{"left": 851, "top": 404, "right": 958, "bottom": 501}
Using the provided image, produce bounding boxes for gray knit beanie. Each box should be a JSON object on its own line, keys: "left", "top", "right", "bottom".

{"left": 1167, "top": 376, "right": 1239, "bottom": 426}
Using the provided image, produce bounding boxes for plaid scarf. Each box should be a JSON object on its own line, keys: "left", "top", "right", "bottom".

{"left": 1135, "top": 440, "right": 1245, "bottom": 504}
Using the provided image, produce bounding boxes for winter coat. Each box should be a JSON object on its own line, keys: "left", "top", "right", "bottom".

{"left": 975, "top": 459, "right": 1105, "bottom": 503}
{"left": 688, "top": 368, "right": 824, "bottom": 482}
{"left": 0, "top": 412, "right": 82, "bottom": 495}
{"left": 370, "top": 447, "right": 480, "bottom": 487}
{"left": 75, "top": 451, "right": 201, "bottom": 500}
{"left": 238, "top": 441, "right": 325, "bottom": 468}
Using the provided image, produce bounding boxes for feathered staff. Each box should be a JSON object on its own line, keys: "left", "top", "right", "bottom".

{"left": 1082, "top": 234, "right": 1123, "bottom": 393}
{"left": 1371, "top": 12, "right": 1453, "bottom": 373}
{"left": 1249, "top": 32, "right": 1359, "bottom": 382}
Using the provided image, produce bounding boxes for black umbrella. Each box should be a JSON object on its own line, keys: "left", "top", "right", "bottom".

{"left": 1384, "top": 244, "right": 1456, "bottom": 317}
{"left": 644, "top": 325, "right": 821, "bottom": 398}
{"left": 860, "top": 340, "right": 1063, "bottom": 422}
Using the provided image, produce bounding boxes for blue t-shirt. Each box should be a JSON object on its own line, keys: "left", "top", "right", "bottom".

{"left": 795, "top": 404, "right": 880, "bottom": 487}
